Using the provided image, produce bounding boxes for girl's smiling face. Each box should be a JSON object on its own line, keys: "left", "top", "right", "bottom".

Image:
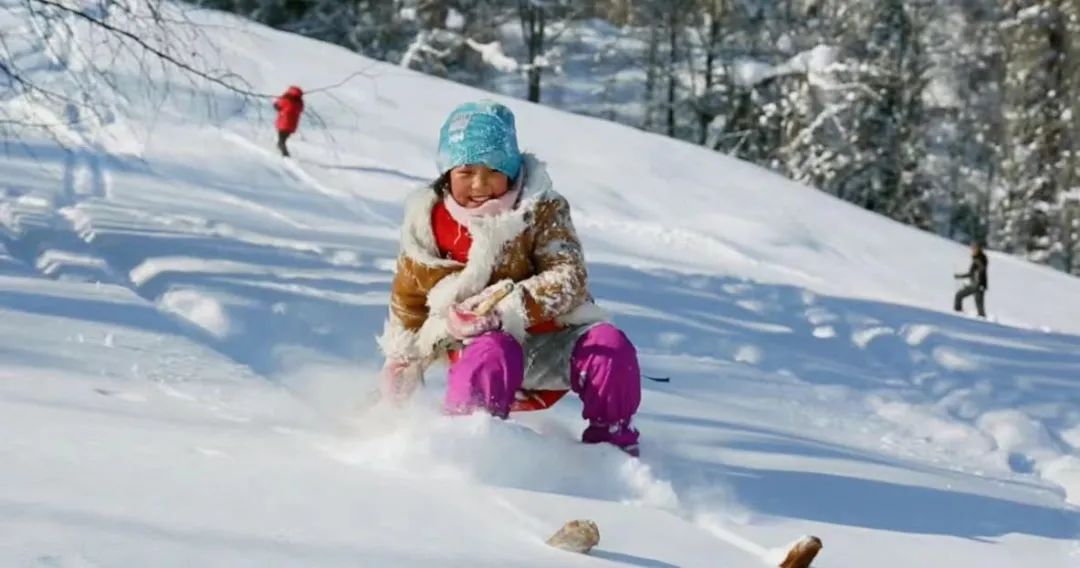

{"left": 448, "top": 164, "right": 510, "bottom": 208}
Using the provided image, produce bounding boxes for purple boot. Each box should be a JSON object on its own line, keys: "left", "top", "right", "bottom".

{"left": 582, "top": 421, "right": 641, "bottom": 457}
{"left": 571, "top": 323, "right": 642, "bottom": 456}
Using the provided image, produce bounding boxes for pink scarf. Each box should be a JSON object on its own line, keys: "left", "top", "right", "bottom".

{"left": 444, "top": 187, "right": 521, "bottom": 225}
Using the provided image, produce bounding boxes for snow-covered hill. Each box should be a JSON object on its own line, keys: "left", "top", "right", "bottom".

{"left": 1, "top": 2, "right": 1078, "bottom": 567}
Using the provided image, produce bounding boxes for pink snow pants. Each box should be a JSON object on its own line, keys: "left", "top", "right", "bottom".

{"left": 444, "top": 323, "right": 641, "bottom": 427}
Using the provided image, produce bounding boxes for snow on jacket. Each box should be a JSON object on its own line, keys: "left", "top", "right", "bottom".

{"left": 377, "top": 153, "right": 607, "bottom": 365}
{"left": 273, "top": 86, "right": 304, "bottom": 134}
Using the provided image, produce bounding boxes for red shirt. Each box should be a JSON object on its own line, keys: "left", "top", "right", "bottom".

{"left": 431, "top": 200, "right": 472, "bottom": 262}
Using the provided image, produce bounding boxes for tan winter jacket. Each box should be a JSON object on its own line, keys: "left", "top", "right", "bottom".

{"left": 377, "top": 154, "right": 607, "bottom": 365}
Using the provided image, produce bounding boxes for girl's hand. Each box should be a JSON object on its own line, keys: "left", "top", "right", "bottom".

{"left": 447, "top": 281, "right": 514, "bottom": 340}
{"left": 447, "top": 305, "right": 501, "bottom": 340}
{"left": 380, "top": 358, "right": 421, "bottom": 405}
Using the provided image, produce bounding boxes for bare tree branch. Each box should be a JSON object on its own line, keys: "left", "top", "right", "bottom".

{"left": 26, "top": 0, "right": 270, "bottom": 99}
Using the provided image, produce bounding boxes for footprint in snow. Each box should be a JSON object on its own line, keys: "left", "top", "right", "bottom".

{"left": 35, "top": 554, "right": 100, "bottom": 568}
{"left": 194, "top": 447, "right": 230, "bottom": 458}
{"left": 93, "top": 388, "right": 148, "bottom": 403}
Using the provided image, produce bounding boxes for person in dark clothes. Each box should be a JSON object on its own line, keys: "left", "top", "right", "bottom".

{"left": 954, "top": 242, "right": 988, "bottom": 318}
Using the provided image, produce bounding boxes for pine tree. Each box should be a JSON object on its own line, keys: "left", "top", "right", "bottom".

{"left": 918, "top": 0, "right": 1004, "bottom": 244}
{"left": 999, "top": 0, "right": 1077, "bottom": 266}
{"left": 853, "top": 0, "right": 933, "bottom": 228}
{"left": 774, "top": 1, "right": 933, "bottom": 229}
{"left": 1057, "top": 0, "right": 1080, "bottom": 273}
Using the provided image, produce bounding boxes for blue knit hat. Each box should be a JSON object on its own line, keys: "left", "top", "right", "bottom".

{"left": 437, "top": 101, "right": 522, "bottom": 179}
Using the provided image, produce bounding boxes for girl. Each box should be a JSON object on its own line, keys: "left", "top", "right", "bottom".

{"left": 377, "top": 101, "right": 642, "bottom": 456}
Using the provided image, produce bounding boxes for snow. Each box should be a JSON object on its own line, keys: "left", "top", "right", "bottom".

{"left": 733, "top": 45, "right": 841, "bottom": 88}
{"left": 1, "top": 2, "right": 1079, "bottom": 567}
{"left": 733, "top": 58, "right": 779, "bottom": 88}
{"left": 158, "top": 288, "right": 234, "bottom": 339}
{"left": 445, "top": 9, "right": 465, "bottom": 32}
{"left": 466, "top": 38, "right": 521, "bottom": 73}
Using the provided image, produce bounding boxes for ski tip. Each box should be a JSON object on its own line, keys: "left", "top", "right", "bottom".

{"left": 778, "top": 535, "right": 822, "bottom": 568}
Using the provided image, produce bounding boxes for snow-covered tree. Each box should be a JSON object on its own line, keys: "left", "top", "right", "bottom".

{"left": 919, "top": 0, "right": 1004, "bottom": 244}
{"left": 997, "top": 0, "right": 1080, "bottom": 269}
{"left": 854, "top": 0, "right": 934, "bottom": 229}
{"left": 766, "top": 1, "right": 934, "bottom": 229}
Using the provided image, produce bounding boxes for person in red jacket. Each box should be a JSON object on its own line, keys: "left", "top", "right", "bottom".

{"left": 273, "top": 86, "right": 304, "bottom": 157}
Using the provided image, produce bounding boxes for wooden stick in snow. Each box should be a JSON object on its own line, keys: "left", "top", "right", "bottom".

{"left": 546, "top": 519, "right": 600, "bottom": 554}
{"left": 779, "top": 536, "right": 822, "bottom": 568}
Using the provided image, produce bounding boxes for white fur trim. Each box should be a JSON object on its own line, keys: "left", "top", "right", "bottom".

{"left": 416, "top": 314, "right": 451, "bottom": 359}
{"left": 400, "top": 187, "right": 460, "bottom": 267}
{"left": 495, "top": 284, "right": 529, "bottom": 343}
{"left": 376, "top": 318, "right": 419, "bottom": 361}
